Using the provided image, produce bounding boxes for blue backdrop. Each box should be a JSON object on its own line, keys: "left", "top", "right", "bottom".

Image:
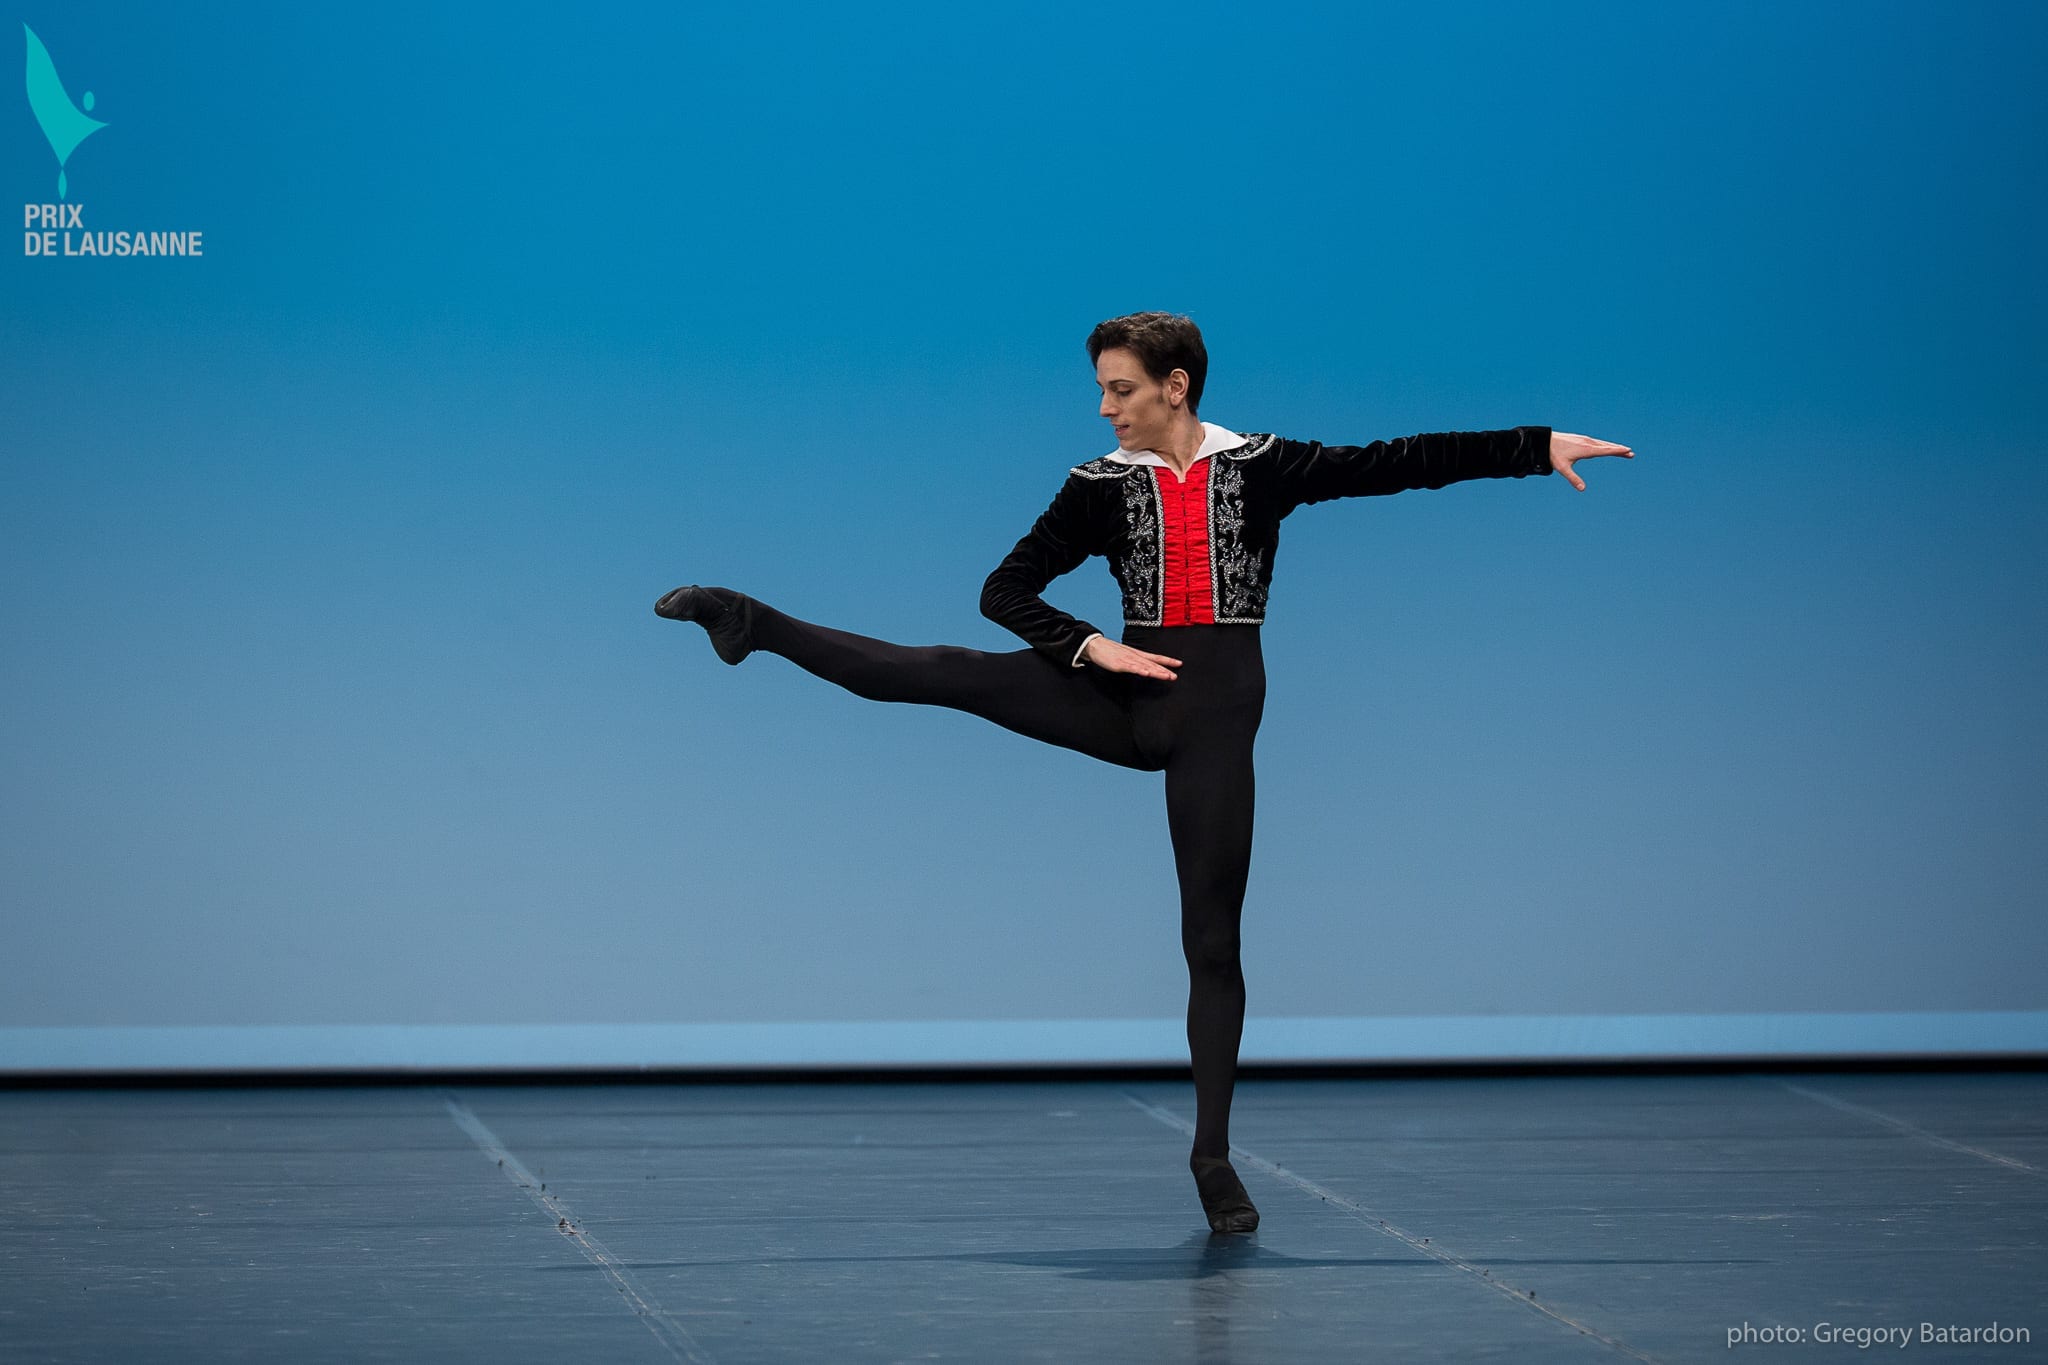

{"left": 4, "top": 0, "right": 2043, "bottom": 1071}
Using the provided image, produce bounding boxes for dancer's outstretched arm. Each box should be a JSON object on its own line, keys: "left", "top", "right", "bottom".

{"left": 1272, "top": 424, "right": 1631, "bottom": 513}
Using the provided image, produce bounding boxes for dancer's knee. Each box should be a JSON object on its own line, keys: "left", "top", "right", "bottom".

{"left": 1182, "top": 921, "right": 1243, "bottom": 978}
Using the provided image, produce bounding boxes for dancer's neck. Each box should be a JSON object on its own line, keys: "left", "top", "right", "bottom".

{"left": 1152, "top": 411, "right": 1206, "bottom": 475}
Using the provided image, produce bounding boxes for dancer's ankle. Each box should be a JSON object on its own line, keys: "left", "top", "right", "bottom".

{"left": 1188, "top": 1149, "right": 1259, "bottom": 1233}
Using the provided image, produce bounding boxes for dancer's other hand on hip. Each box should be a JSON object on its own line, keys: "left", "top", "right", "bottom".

{"left": 1549, "top": 432, "right": 1635, "bottom": 491}
{"left": 1083, "top": 636, "right": 1181, "bottom": 680}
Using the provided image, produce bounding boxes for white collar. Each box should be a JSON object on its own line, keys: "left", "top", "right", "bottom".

{"left": 1101, "top": 420, "right": 1248, "bottom": 467}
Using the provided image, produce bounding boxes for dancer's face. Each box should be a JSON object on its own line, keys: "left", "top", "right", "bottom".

{"left": 1095, "top": 347, "right": 1189, "bottom": 451}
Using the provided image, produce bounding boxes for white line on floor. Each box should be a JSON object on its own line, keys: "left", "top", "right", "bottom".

{"left": 1119, "top": 1089, "right": 1664, "bottom": 1363}
{"left": 1774, "top": 1079, "right": 2044, "bottom": 1177}
{"left": 441, "top": 1090, "right": 717, "bottom": 1364}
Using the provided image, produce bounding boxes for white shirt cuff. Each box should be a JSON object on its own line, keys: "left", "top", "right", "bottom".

{"left": 1072, "top": 631, "right": 1104, "bottom": 667}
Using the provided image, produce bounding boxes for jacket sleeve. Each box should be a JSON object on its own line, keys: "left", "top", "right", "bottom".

{"left": 980, "top": 473, "right": 1109, "bottom": 669}
{"left": 1274, "top": 425, "right": 1553, "bottom": 515}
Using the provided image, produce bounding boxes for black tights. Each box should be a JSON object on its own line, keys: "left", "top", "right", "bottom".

{"left": 737, "top": 595, "right": 1266, "bottom": 1160}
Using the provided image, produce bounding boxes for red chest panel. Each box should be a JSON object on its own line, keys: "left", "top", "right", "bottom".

{"left": 1150, "top": 461, "right": 1216, "bottom": 626}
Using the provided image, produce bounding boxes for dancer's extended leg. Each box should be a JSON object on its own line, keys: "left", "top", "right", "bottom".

{"left": 701, "top": 590, "right": 1153, "bottom": 772}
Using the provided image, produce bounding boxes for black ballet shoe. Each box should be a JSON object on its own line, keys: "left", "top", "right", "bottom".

{"left": 653, "top": 584, "right": 755, "bottom": 665}
{"left": 1190, "top": 1154, "right": 1260, "bottom": 1234}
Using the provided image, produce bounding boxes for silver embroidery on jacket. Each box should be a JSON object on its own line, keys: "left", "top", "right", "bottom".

{"left": 1067, "top": 436, "right": 1281, "bottom": 627}
{"left": 1118, "top": 471, "right": 1162, "bottom": 624}
{"left": 1207, "top": 453, "right": 1267, "bottom": 623}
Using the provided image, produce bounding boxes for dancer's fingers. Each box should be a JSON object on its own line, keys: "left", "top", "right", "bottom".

{"left": 1128, "top": 654, "right": 1176, "bottom": 680}
{"left": 1557, "top": 432, "right": 1634, "bottom": 458}
{"left": 1094, "top": 641, "right": 1178, "bottom": 679}
{"left": 1138, "top": 649, "right": 1180, "bottom": 680}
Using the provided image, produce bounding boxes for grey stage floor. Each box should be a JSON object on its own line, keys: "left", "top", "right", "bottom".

{"left": 2, "top": 1070, "right": 2044, "bottom": 1363}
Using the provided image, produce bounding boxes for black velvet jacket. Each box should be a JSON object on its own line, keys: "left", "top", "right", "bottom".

{"left": 979, "top": 424, "right": 1554, "bottom": 667}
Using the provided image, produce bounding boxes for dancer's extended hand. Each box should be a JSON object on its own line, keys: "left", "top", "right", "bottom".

{"left": 1550, "top": 432, "right": 1634, "bottom": 491}
{"left": 1082, "top": 636, "right": 1181, "bottom": 681}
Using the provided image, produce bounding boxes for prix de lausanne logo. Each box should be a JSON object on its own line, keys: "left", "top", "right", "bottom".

{"left": 21, "top": 20, "right": 203, "bottom": 258}
{"left": 23, "top": 20, "right": 102, "bottom": 198}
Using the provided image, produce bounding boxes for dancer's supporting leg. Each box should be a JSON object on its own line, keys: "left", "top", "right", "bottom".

{"left": 672, "top": 588, "right": 1154, "bottom": 772}
{"left": 1133, "top": 621, "right": 1265, "bottom": 1233}
{"left": 1166, "top": 717, "right": 1258, "bottom": 1163}
{"left": 1165, "top": 717, "right": 1262, "bottom": 1234}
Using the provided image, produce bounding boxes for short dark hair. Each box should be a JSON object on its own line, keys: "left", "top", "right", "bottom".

{"left": 1086, "top": 311, "right": 1207, "bottom": 416}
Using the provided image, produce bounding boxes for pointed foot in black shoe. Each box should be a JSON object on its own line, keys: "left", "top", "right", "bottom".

{"left": 1191, "top": 1155, "right": 1260, "bottom": 1235}
{"left": 654, "top": 585, "right": 705, "bottom": 620}
{"left": 700, "top": 587, "right": 755, "bottom": 665}
{"left": 653, "top": 584, "right": 755, "bottom": 665}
